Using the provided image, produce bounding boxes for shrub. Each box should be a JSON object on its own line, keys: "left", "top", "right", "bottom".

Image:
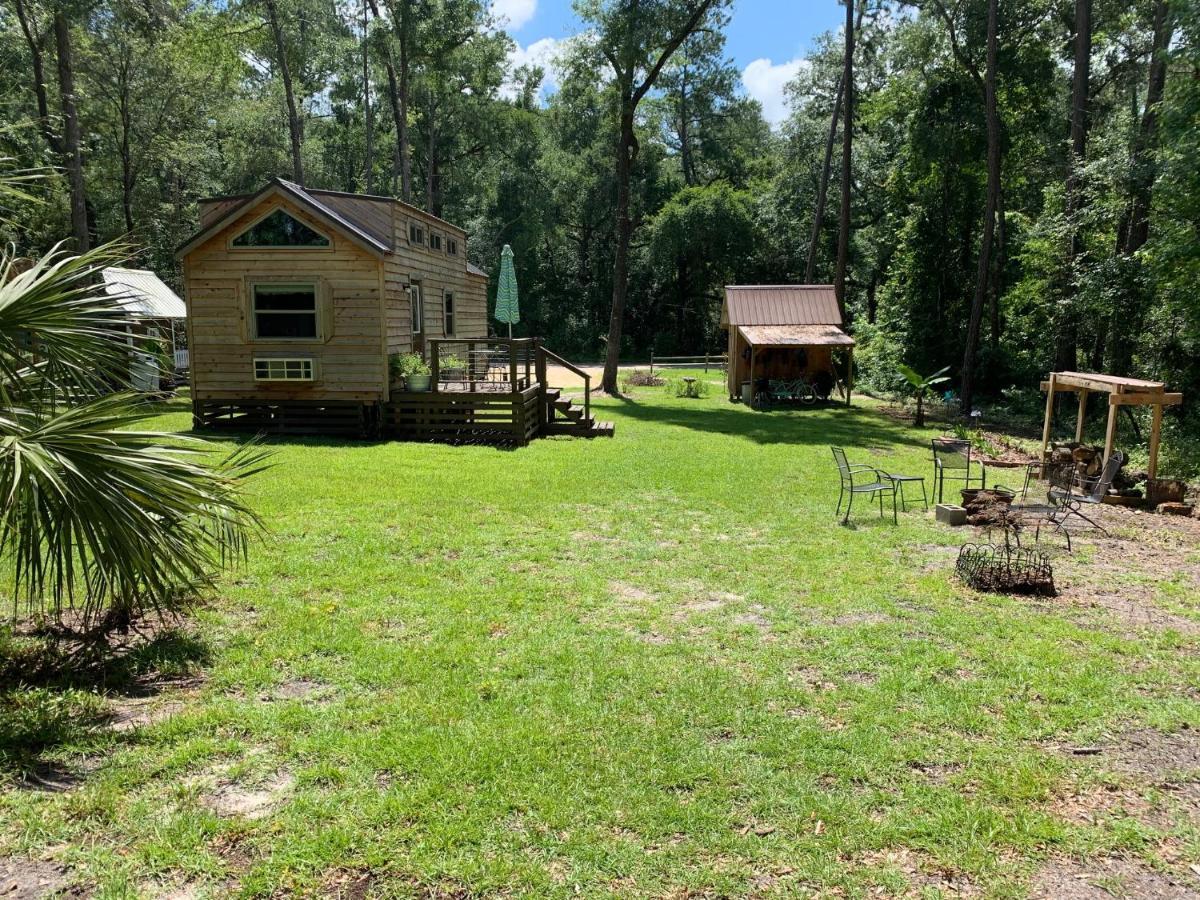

{"left": 666, "top": 376, "right": 710, "bottom": 399}
{"left": 619, "top": 370, "right": 665, "bottom": 391}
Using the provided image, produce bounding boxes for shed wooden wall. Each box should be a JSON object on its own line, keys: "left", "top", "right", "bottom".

{"left": 184, "top": 194, "right": 387, "bottom": 403}
{"left": 726, "top": 328, "right": 834, "bottom": 398}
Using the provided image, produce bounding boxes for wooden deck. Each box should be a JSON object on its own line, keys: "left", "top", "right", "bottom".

{"left": 194, "top": 338, "right": 614, "bottom": 444}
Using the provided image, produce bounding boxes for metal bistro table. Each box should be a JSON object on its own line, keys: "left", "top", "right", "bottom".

{"left": 885, "top": 472, "right": 929, "bottom": 512}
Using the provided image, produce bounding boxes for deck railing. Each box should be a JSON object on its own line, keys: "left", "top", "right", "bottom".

{"left": 425, "top": 338, "right": 537, "bottom": 393}
{"left": 539, "top": 344, "right": 591, "bottom": 423}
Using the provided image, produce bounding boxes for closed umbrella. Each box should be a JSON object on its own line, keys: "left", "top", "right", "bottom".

{"left": 495, "top": 244, "right": 520, "bottom": 338}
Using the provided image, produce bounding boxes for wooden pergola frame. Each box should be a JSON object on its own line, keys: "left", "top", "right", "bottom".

{"left": 1039, "top": 371, "right": 1182, "bottom": 480}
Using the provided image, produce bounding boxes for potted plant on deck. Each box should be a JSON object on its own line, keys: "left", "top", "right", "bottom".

{"left": 391, "top": 352, "right": 431, "bottom": 392}
{"left": 440, "top": 354, "right": 468, "bottom": 382}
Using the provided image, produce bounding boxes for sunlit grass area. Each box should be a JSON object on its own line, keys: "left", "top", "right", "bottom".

{"left": 2, "top": 378, "right": 1198, "bottom": 897}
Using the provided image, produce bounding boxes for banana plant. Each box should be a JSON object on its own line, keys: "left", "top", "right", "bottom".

{"left": 897, "top": 364, "right": 951, "bottom": 427}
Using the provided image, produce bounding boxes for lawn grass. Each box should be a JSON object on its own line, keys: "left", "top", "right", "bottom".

{"left": 2, "top": 377, "right": 1198, "bottom": 897}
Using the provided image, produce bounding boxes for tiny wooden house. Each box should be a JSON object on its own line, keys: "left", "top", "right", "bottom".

{"left": 721, "top": 285, "right": 855, "bottom": 404}
{"left": 176, "top": 178, "right": 489, "bottom": 432}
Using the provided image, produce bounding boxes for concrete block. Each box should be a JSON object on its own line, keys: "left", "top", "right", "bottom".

{"left": 936, "top": 504, "right": 967, "bottom": 526}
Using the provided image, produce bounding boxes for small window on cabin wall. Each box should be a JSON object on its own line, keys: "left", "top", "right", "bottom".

{"left": 409, "top": 223, "right": 425, "bottom": 245}
{"left": 429, "top": 233, "right": 442, "bottom": 251}
{"left": 252, "top": 283, "right": 319, "bottom": 339}
{"left": 410, "top": 283, "right": 423, "bottom": 334}
{"left": 233, "top": 209, "right": 330, "bottom": 248}
{"left": 447, "top": 238, "right": 458, "bottom": 256}
{"left": 443, "top": 291, "right": 455, "bottom": 336}
{"left": 254, "top": 358, "right": 315, "bottom": 381}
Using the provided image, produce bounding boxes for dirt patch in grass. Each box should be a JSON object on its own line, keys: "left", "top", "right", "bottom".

{"left": 1055, "top": 727, "right": 1200, "bottom": 781}
{"left": 608, "top": 581, "right": 655, "bottom": 604}
{"left": 1029, "top": 856, "right": 1200, "bottom": 899}
{"left": 10, "top": 757, "right": 100, "bottom": 793}
{"left": 257, "top": 678, "right": 333, "bottom": 703}
{"left": 856, "top": 847, "right": 979, "bottom": 896}
{"left": 108, "top": 696, "right": 186, "bottom": 732}
{"left": 0, "top": 857, "right": 80, "bottom": 898}
{"left": 201, "top": 768, "right": 295, "bottom": 820}
{"left": 828, "top": 611, "right": 893, "bottom": 627}
{"left": 323, "top": 868, "right": 386, "bottom": 899}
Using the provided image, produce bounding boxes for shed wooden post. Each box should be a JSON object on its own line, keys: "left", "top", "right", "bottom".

{"left": 1039, "top": 373, "right": 1057, "bottom": 475}
{"left": 1074, "top": 389, "right": 1089, "bottom": 443}
{"left": 1102, "top": 395, "right": 1119, "bottom": 467}
{"left": 845, "top": 348, "right": 853, "bottom": 406}
{"left": 749, "top": 345, "right": 756, "bottom": 403}
{"left": 1148, "top": 403, "right": 1163, "bottom": 480}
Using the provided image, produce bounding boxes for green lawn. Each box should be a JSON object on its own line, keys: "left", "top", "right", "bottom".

{"left": 3, "top": 380, "right": 1199, "bottom": 898}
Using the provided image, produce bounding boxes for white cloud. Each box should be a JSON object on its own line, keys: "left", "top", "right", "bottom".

{"left": 502, "top": 36, "right": 564, "bottom": 100}
{"left": 741, "top": 57, "right": 806, "bottom": 127}
{"left": 491, "top": 0, "right": 537, "bottom": 31}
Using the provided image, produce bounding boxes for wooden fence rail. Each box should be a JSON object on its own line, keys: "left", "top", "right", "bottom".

{"left": 649, "top": 353, "right": 728, "bottom": 373}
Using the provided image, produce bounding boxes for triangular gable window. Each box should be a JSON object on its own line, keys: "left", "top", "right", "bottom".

{"left": 232, "top": 209, "right": 331, "bottom": 248}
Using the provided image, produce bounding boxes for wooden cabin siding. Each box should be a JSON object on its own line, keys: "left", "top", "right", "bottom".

{"left": 184, "top": 194, "right": 386, "bottom": 403}
{"left": 382, "top": 205, "right": 487, "bottom": 353}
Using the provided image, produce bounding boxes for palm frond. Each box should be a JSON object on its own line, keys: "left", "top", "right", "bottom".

{"left": 0, "top": 393, "right": 268, "bottom": 627}
{"left": 0, "top": 242, "right": 135, "bottom": 405}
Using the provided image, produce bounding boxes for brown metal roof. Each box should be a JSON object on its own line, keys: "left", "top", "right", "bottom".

{"left": 723, "top": 285, "right": 842, "bottom": 326}
{"left": 738, "top": 324, "right": 855, "bottom": 348}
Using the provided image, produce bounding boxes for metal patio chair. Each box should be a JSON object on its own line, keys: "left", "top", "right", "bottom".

{"left": 832, "top": 447, "right": 897, "bottom": 525}
{"left": 1047, "top": 451, "right": 1123, "bottom": 537}
{"left": 931, "top": 438, "right": 986, "bottom": 503}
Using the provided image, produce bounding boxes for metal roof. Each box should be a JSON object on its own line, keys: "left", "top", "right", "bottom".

{"left": 723, "top": 285, "right": 842, "bottom": 326}
{"left": 466, "top": 261, "right": 487, "bottom": 278}
{"left": 101, "top": 267, "right": 187, "bottom": 319}
{"left": 737, "top": 324, "right": 855, "bottom": 348}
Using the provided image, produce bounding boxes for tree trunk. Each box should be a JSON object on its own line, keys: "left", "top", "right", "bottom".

{"left": 832, "top": 0, "right": 855, "bottom": 320}
{"left": 14, "top": 0, "right": 61, "bottom": 156}
{"left": 1121, "top": 0, "right": 1171, "bottom": 257}
{"left": 362, "top": 0, "right": 375, "bottom": 193}
{"left": 602, "top": 101, "right": 636, "bottom": 395}
{"left": 959, "top": 0, "right": 1000, "bottom": 415}
{"left": 425, "top": 92, "right": 436, "bottom": 212}
{"left": 678, "top": 66, "right": 695, "bottom": 187}
{"left": 1110, "top": 0, "right": 1172, "bottom": 376}
{"left": 805, "top": 72, "right": 843, "bottom": 284}
{"left": 54, "top": 11, "right": 89, "bottom": 252}
{"left": 264, "top": 0, "right": 304, "bottom": 185}
{"left": 397, "top": 0, "right": 412, "bottom": 201}
{"left": 1054, "top": 0, "right": 1092, "bottom": 372}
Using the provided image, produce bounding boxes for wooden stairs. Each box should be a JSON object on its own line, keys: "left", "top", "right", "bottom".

{"left": 543, "top": 388, "right": 615, "bottom": 438}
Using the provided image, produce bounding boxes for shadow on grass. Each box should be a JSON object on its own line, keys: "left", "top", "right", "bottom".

{"left": 607, "top": 395, "right": 931, "bottom": 450}
{"left": 0, "top": 623, "right": 210, "bottom": 780}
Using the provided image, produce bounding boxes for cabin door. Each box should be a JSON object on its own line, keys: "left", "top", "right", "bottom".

{"left": 409, "top": 282, "right": 425, "bottom": 356}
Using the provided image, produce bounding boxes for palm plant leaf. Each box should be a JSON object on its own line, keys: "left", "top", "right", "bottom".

{"left": 0, "top": 394, "right": 268, "bottom": 626}
{"left": 0, "top": 243, "right": 133, "bottom": 406}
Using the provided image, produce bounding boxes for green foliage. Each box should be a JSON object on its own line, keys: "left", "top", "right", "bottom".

{"left": 665, "top": 374, "right": 709, "bottom": 398}
{"left": 0, "top": 231, "right": 266, "bottom": 633}
{"left": 390, "top": 353, "right": 430, "bottom": 378}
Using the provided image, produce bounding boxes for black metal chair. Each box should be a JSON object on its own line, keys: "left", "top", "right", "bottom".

{"left": 1048, "top": 451, "right": 1124, "bottom": 536}
{"left": 932, "top": 438, "right": 986, "bottom": 503}
{"left": 832, "top": 447, "right": 897, "bottom": 524}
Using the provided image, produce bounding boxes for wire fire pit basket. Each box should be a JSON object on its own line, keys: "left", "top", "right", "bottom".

{"left": 955, "top": 542, "right": 1056, "bottom": 596}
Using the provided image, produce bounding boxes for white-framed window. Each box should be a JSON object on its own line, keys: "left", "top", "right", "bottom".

{"left": 254, "top": 357, "right": 315, "bottom": 381}
{"left": 251, "top": 283, "right": 319, "bottom": 340}
{"left": 430, "top": 233, "right": 442, "bottom": 251}
{"left": 409, "top": 223, "right": 425, "bottom": 245}
{"left": 447, "top": 238, "right": 458, "bottom": 256}
{"left": 410, "top": 283, "right": 423, "bottom": 334}
{"left": 443, "top": 290, "right": 455, "bottom": 336}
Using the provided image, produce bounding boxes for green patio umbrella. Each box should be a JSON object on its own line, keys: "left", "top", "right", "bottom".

{"left": 495, "top": 244, "right": 520, "bottom": 337}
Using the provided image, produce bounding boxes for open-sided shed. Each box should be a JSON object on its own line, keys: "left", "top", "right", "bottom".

{"left": 721, "top": 285, "right": 854, "bottom": 404}
{"left": 1039, "top": 371, "right": 1183, "bottom": 479}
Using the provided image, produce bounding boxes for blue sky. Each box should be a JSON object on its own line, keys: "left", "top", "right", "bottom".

{"left": 495, "top": 0, "right": 845, "bottom": 124}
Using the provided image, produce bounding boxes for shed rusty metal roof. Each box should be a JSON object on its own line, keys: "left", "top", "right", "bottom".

{"left": 723, "top": 285, "right": 842, "bottom": 326}
{"left": 737, "top": 325, "right": 855, "bottom": 348}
